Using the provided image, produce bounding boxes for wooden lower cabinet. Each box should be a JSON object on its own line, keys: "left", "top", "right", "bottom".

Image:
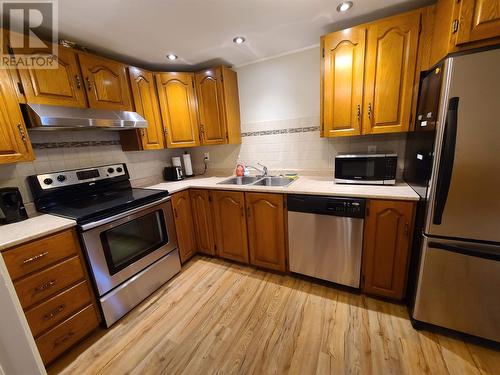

{"left": 362, "top": 200, "right": 416, "bottom": 300}
{"left": 190, "top": 189, "right": 216, "bottom": 255}
{"left": 212, "top": 191, "right": 249, "bottom": 264}
{"left": 245, "top": 192, "right": 286, "bottom": 272}
{"left": 171, "top": 191, "right": 197, "bottom": 263}
{"left": 2, "top": 228, "right": 99, "bottom": 366}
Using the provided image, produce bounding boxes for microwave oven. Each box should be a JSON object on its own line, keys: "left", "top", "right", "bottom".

{"left": 334, "top": 153, "right": 397, "bottom": 185}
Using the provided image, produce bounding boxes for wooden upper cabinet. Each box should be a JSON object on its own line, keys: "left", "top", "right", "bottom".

{"left": 195, "top": 68, "right": 226, "bottom": 145}
{"left": 363, "top": 12, "right": 420, "bottom": 135}
{"left": 171, "top": 191, "right": 197, "bottom": 263}
{"left": 212, "top": 191, "right": 249, "bottom": 264}
{"left": 77, "top": 53, "right": 132, "bottom": 111}
{"left": 362, "top": 200, "right": 416, "bottom": 300}
{"left": 126, "top": 67, "right": 164, "bottom": 150}
{"left": 155, "top": 72, "right": 200, "bottom": 148}
{"left": 455, "top": 0, "right": 500, "bottom": 45}
{"left": 321, "top": 27, "right": 366, "bottom": 137}
{"left": 220, "top": 67, "right": 242, "bottom": 145}
{"left": 16, "top": 47, "right": 87, "bottom": 108}
{"left": 189, "top": 189, "right": 215, "bottom": 255}
{"left": 0, "top": 69, "right": 34, "bottom": 164}
{"left": 245, "top": 193, "right": 286, "bottom": 272}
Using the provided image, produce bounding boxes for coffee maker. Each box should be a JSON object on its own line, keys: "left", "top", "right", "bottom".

{"left": 0, "top": 187, "right": 28, "bottom": 225}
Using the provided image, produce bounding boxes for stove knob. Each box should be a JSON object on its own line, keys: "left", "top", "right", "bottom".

{"left": 43, "top": 178, "right": 53, "bottom": 185}
{"left": 57, "top": 175, "right": 66, "bottom": 182}
{"left": 107, "top": 167, "right": 115, "bottom": 173}
{"left": 116, "top": 167, "right": 123, "bottom": 173}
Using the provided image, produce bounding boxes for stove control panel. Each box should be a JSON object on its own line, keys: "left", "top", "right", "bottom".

{"left": 35, "top": 163, "right": 128, "bottom": 190}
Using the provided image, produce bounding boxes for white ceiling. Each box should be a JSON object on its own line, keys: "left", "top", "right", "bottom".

{"left": 55, "top": 0, "right": 432, "bottom": 71}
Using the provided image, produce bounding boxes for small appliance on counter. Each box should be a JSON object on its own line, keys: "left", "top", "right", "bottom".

{"left": 164, "top": 166, "right": 183, "bottom": 181}
{"left": 334, "top": 153, "right": 397, "bottom": 185}
{"left": 0, "top": 187, "right": 28, "bottom": 225}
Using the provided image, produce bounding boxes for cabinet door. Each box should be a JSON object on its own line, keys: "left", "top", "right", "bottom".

{"left": 321, "top": 27, "right": 365, "bottom": 137}
{"left": 190, "top": 189, "right": 215, "bottom": 256}
{"left": 456, "top": 0, "right": 500, "bottom": 45}
{"left": 127, "top": 67, "right": 164, "bottom": 150}
{"left": 16, "top": 47, "right": 87, "bottom": 108}
{"left": 195, "top": 68, "right": 226, "bottom": 145}
{"left": 171, "top": 191, "right": 197, "bottom": 263}
{"left": 362, "top": 200, "right": 415, "bottom": 300}
{"left": 0, "top": 69, "right": 34, "bottom": 164}
{"left": 156, "top": 72, "right": 200, "bottom": 148}
{"left": 245, "top": 193, "right": 286, "bottom": 272}
{"left": 212, "top": 191, "right": 249, "bottom": 264}
{"left": 363, "top": 12, "right": 420, "bottom": 134}
{"left": 77, "top": 53, "right": 132, "bottom": 110}
{"left": 220, "top": 67, "right": 242, "bottom": 144}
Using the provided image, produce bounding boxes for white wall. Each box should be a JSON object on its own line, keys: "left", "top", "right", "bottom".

{"left": 0, "top": 256, "right": 45, "bottom": 375}
{"left": 237, "top": 46, "right": 320, "bottom": 124}
{"left": 190, "top": 47, "right": 407, "bottom": 176}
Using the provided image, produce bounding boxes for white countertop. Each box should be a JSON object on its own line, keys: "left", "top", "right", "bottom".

{"left": 0, "top": 215, "right": 76, "bottom": 251}
{"left": 147, "top": 175, "right": 420, "bottom": 201}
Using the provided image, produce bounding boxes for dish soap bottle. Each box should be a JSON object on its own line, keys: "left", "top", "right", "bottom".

{"left": 235, "top": 156, "right": 245, "bottom": 177}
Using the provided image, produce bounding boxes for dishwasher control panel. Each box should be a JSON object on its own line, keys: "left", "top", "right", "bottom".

{"left": 287, "top": 195, "right": 365, "bottom": 218}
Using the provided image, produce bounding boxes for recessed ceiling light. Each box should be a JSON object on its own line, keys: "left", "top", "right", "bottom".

{"left": 233, "top": 36, "right": 246, "bottom": 44}
{"left": 166, "top": 54, "right": 178, "bottom": 61}
{"left": 337, "top": 1, "right": 353, "bottom": 12}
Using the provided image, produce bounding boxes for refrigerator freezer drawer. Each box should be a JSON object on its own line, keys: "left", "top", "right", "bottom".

{"left": 413, "top": 236, "right": 500, "bottom": 342}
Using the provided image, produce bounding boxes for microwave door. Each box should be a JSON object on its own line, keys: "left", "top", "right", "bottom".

{"left": 425, "top": 49, "right": 500, "bottom": 243}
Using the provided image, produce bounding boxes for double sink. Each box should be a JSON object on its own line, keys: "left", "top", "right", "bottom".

{"left": 217, "top": 176, "right": 296, "bottom": 187}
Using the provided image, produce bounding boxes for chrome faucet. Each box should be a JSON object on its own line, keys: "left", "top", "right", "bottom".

{"left": 247, "top": 163, "right": 268, "bottom": 177}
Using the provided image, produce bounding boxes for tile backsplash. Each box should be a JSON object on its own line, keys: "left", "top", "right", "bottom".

{"left": 190, "top": 115, "right": 407, "bottom": 177}
{"left": 0, "top": 130, "right": 183, "bottom": 203}
{"left": 0, "top": 118, "right": 408, "bottom": 205}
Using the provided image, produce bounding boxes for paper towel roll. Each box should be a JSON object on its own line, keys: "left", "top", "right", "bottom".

{"left": 183, "top": 153, "right": 194, "bottom": 177}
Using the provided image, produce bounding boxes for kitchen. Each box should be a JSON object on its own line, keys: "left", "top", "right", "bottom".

{"left": 0, "top": 0, "right": 499, "bottom": 374}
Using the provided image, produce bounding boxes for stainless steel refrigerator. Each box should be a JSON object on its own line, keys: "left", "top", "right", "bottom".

{"left": 407, "top": 48, "right": 500, "bottom": 343}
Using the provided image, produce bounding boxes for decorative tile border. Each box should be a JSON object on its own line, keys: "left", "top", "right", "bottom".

{"left": 32, "top": 140, "right": 121, "bottom": 149}
{"left": 241, "top": 126, "right": 320, "bottom": 137}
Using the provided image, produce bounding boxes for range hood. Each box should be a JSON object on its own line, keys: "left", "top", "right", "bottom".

{"left": 24, "top": 103, "right": 148, "bottom": 130}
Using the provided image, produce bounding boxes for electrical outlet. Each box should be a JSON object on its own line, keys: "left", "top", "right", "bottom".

{"left": 203, "top": 152, "right": 210, "bottom": 161}
{"left": 368, "top": 145, "right": 377, "bottom": 153}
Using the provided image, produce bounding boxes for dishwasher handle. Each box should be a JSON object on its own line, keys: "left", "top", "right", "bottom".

{"left": 287, "top": 194, "right": 365, "bottom": 218}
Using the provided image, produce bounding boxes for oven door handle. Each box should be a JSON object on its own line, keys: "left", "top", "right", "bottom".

{"left": 79, "top": 196, "right": 171, "bottom": 231}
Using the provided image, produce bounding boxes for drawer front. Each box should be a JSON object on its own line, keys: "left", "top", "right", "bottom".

{"left": 36, "top": 304, "right": 99, "bottom": 365}
{"left": 3, "top": 229, "right": 80, "bottom": 280}
{"left": 25, "top": 281, "right": 92, "bottom": 337}
{"left": 14, "top": 256, "right": 85, "bottom": 309}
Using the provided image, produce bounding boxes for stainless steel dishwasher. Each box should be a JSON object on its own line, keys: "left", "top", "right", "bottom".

{"left": 287, "top": 195, "right": 365, "bottom": 288}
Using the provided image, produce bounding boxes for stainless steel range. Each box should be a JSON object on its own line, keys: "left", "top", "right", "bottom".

{"left": 29, "top": 163, "right": 180, "bottom": 327}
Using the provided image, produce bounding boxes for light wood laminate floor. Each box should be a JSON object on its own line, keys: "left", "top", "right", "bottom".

{"left": 49, "top": 256, "right": 500, "bottom": 375}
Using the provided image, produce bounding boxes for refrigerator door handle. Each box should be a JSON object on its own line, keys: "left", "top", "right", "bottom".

{"left": 433, "top": 97, "right": 459, "bottom": 225}
{"left": 428, "top": 241, "right": 500, "bottom": 261}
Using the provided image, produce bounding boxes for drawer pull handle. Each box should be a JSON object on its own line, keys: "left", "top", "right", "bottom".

{"left": 35, "top": 280, "right": 56, "bottom": 292}
{"left": 54, "top": 331, "right": 75, "bottom": 347}
{"left": 23, "top": 251, "right": 49, "bottom": 264}
{"left": 43, "top": 304, "right": 65, "bottom": 320}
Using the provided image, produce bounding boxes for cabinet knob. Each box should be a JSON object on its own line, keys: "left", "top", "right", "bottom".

{"left": 75, "top": 75, "right": 81, "bottom": 89}
{"left": 17, "top": 124, "right": 27, "bottom": 145}
{"left": 86, "top": 77, "right": 92, "bottom": 91}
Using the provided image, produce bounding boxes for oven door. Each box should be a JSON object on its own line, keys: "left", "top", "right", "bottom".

{"left": 80, "top": 197, "right": 177, "bottom": 296}
{"left": 335, "top": 156, "right": 389, "bottom": 184}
